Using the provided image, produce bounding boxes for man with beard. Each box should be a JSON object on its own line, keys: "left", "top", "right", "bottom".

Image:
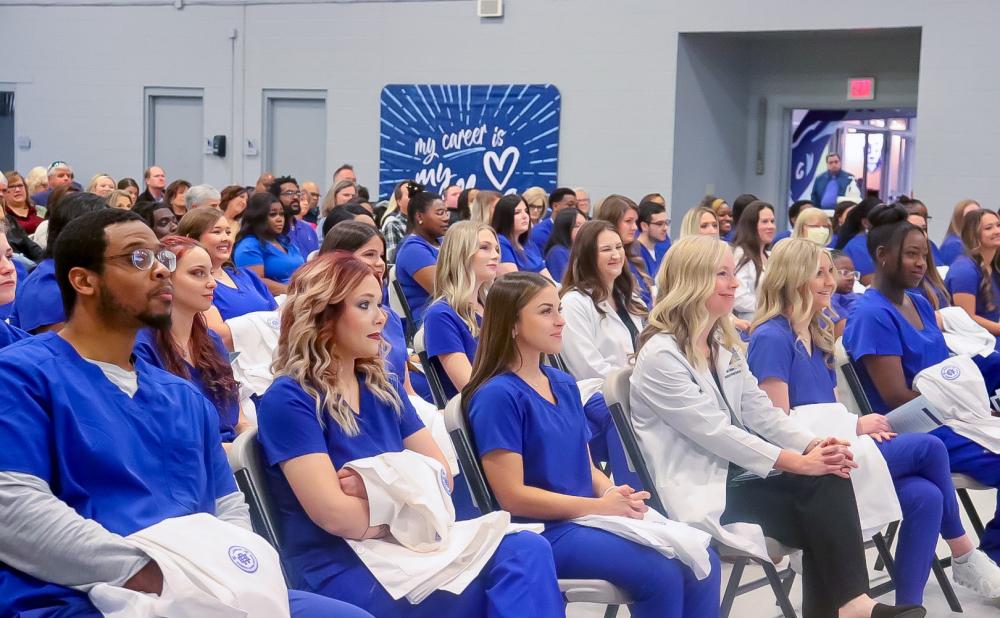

{"left": 269, "top": 175, "right": 318, "bottom": 257}
{"left": 0, "top": 209, "right": 370, "bottom": 617}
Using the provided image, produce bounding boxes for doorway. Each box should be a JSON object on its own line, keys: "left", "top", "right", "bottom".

{"left": 263, "top": 90, "right": 327, "bottom": 192}
{"left": 145, "top": 88, "right": 205, "bottom": 185}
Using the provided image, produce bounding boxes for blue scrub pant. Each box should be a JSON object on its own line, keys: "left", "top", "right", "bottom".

{"left": 544, "top": 523, "right": 720, "bottom": 618}
{"left": 876, "top": 433, "right": 965, "bottom": 604}
{"left": 933, "top": 426, "right": 1000, "bottom": 561}
{"left": 305, "top": 531, "right": 563, "bottom": 617}
{"left": 20, "top": 590, "right": 372, "bottom": 618}
{"left": 583, "top": 393, "right": 642, "bottom": 489}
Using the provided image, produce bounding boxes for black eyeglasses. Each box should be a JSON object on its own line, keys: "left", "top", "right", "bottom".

{"left": 280, "top": 190, "right": 300, "bottom": 198}
{"left": 104, "top": 248, "right": 177, "bottom": 272}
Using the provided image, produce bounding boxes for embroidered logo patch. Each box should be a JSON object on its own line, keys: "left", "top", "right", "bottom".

{"left": 940, "top": 365, "right": 961, "bottom": 381}
{"left": 228, "top": 545, "right": 259, "bottom": 573}
{"left": 440, "top": 468, "right": 452, "bottom": 496}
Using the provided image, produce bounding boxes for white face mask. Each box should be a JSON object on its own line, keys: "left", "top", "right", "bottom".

{"left": 806, "top": 226, "right": 830, "bottom": 246}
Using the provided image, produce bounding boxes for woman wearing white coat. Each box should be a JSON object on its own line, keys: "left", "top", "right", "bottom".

{"left": 629, "top": 235, "right": 925, "bottom": 618}
{"left": 731, "top": 201, "right": 776, "bottom": 330}
{"left": 560, "top": 220, "right": 646, "bottom": 486}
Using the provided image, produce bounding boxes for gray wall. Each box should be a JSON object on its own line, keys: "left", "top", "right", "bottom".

{"left": 1, "top": 0, "right": 998, "bottom": 240}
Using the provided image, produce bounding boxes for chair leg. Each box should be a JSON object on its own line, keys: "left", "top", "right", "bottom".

{"left": 601, "top": 605, "right": 620, "bottom": 618}
{"left": 720, "top": 557, "right": 746, "bottom": 618}
{"left": 759, "top": 559, "right": 798, "bottom": 618}
{"left": 874, "top": 521, "right": 899, "bottom": 572}
{"left": 932, "top": 558, "right": 964, "bottom": 613}
{"left": 958, "top": 488, "right": 986, "bottom": 537}
{"left": 871, "top": 533, "right": 897, "bottom": 582}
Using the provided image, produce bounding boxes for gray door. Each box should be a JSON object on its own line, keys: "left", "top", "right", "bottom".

{"left": 265, "top": 94, "right": 326, "bottom": 190}
{"left": 0, "top": 92, "right": 13, "bottom": 172}
{"left": 148, "top": 93, "right": 204, "bottom": 185}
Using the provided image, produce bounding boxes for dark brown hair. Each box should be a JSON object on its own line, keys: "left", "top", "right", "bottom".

{"left": 562, "top": 220, "right": 646, "bottom": 319}
{"left": 732, "top": 200, "right": 775, "bottom": 286}
{"left": 960, "top": 209, "right": 1000, "bottom": 312}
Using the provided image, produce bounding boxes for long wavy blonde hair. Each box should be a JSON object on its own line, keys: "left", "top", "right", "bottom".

{"left": 433, "top": 221, "right": 496, "bottom": 338}
{"left": 273, "top": 252, "right": 400, "bottom": 435}
{"left": 751, "top": 238, "right": 835, "bottom": 364}
{"left": 637, "top": 235, "right": 739, "bottom": 368}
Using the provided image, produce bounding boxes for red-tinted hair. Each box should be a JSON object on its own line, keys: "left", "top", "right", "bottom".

{"left": 157, "top": 235, "right": 239, "bottom": 413}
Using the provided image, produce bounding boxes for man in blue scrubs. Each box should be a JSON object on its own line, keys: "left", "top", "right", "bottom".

{"left": 0, "top": 208, "right": 368, "bottom": 617}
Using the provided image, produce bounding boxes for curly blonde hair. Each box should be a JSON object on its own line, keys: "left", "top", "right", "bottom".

{"left": 273, "top": 252, "right": 400, "bottom": 435}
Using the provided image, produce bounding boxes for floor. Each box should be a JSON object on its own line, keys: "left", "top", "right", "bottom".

{"left": 568, "top": 488, "right": 1000, "bottom": 617}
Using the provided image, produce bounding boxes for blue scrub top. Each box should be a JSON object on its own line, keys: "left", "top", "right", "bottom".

{"left": 636, "top": 243, "right": 663, "bottom": 282}
{"left": 498, "top": 234, "right": 545, "bottom": 273}
{"left": 286, "top": 219, "right": 319, "bottom": 259}
{"left": 529, "top": 217, "right": 553, "bottom": 255}
{"left": 629, "top": 261, "right": 652, "bottom": 308}
{"left": 655, "top": 237, "right": 672, "bottom": 259}
{"left": 10, "top": 259, "right": 64, "bottom": 332}
{"left": 0, "top": 333, "right": 237, "bottom": 613}
{"left": 467, "top": 366, "right": 592, "bottom": 534}
{"left": 747, "top": 316, "right": 837, "bottom": 408}
{"left": 913, "top": 280, "right": 950, "bottom": 310}
{"left": 945, "top": 255, "right": 1000, "bottom": 324}
{"left": 257, "top": 374, "right": 424, "bottom": 589}
{"left": 930, "top": 240, "right": 944, "bottom": 267}
{"left": 233, "top": 236, "right": 304, "bottom": 285}
{"left": 423, "top": 300, "right": 479, "bottom": 399}
{"left": 0, "top": 320, "right": 28, "bottom": 350}
{"left": 831, "top": 291, "right": 860, "bottom": 321}
{"left": 939, "top": 233, "right": 964, "bottom": 266}
{"left": 545, "top": 244, "right": 571, "bottom": 283}
{"left": 213, "top": 266, "right": 278, "bottom": 320}
{"left": 0, "top": 260, "right": 27, "bottom": 320}
{"left": 381, "top": 304, "right": 408, "bottom": 382}
{"left": 770, "top": 229, "right": 792, "bottom": 247}
{"left": 842, "top": 233, "right": 876, "bottom": 278}
{"left": 396, "top": 234, "right": 440, "bottom": 326}
{"left": 133, "top": 328, "right": 239, "bottom": 442}
{"left": 843, "top": 289, "right": 950, "bottom": 413}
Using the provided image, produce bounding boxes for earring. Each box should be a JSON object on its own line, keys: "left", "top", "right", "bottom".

{"left": 512, "top": 330, "right": 517, "bottom": 339}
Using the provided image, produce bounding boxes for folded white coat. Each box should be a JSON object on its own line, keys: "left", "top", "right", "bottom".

{"left": 572, "top": 509, "right": 715, "bottom": 579}
{"left": 227, "top": 309, "right": 281, "bottom": 397}
{"left": 914, "top": 355, "right": 1000, "bottom": 453}
{"left": 89, "top": 513, "right": 289, "bottom": 618}
{"left": 343, "top": 450, "right": 515, "bottom": 603}
{"left": 938, "top": 306, "right": 996, "bottom": 357}
{"left": 408, "top": 394, "right": 460, "bottom": 476}
{"left": 790, "top": 403, "right": 902, "bottom": 535}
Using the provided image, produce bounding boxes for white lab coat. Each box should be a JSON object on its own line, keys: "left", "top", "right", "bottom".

{"left": 629, "top": 333, "right": 815, "bottom": 559}
{"left": 732, "top": 247, "right": 767, "bottom": 321}
{"left": 560, "top": 290, "right": 642, "bottom": 382}
{"left": 913, "top": 355, "right": 1000, "bottom": 453}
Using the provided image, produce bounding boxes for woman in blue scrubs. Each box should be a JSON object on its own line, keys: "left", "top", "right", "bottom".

{"left": 178, "top": 207, "right": 277, "bottom": 321}
{"left": 945, "top": 208, "right": 1000, "bottom": 345}
{"left": 492, "top": 194, "right": 554, "bottom": 280}
{"left": 595, "top": 195, "right": 652, "bottom": 308}
{"left": 844, "top": 203, "right": 1000, "bottom": 594}
{"left": 11, "top": 192, "right": 107, "bottom": 333}
{"left": 234, "top": 192, "right": 304, "bottom": 295}
{"left": 394, "top": 191, "right": 450, "bottom": 328}
{"left": 133, "top": 235, "right": 246, "bottom": 445}
{"left": 422, "top": 221, "right": 498, "bottom": 400}
{"left": 256, "top": 253, "right": 563, "bottom": 616}
{"left": 543, "top": 207, "right": 585, "bottom": 283}
{"left": 464, "top": 271, "right": 721, "bottom": 618}
{"left": 749, "top": 238, "right": 1000, "bottom": 604}
{"left": 0, "top": 222, "right": 29, "bottom": 348}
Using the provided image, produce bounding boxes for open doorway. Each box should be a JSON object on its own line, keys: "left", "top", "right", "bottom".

{"left": 789, "top": 108, "right": 916, "bottom": 206}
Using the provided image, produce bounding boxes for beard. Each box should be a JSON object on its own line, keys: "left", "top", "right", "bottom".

{"left": 97, "top": 281, "right": 172, "bottom": 330}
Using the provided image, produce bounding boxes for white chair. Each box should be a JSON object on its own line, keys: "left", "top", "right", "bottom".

{"left": 442, "top": 396, "right": 631, "bottom": 617}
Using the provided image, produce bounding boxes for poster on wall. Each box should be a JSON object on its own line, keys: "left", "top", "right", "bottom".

{"left": 379, "top": 84, "right": 561, "bottom": 199}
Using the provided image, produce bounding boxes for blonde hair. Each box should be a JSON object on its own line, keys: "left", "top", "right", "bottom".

{"left": 25, "top": 166, "right": 48, "bottom": 195}
{"left": 470, "top": 190, "right": 501, "bottom": 225}
{"left": 272, "top": 253, "right": 401, "bottom": 435}
{"left": 638, "top": 235, "right": 739, "bottom": 368}
{"left": 522, "top": 186, "right": 548, "bottom": 209}
{"left": 949, "top": 198, "right": 981, "bottom": 237}
{"left": 320, "top": 180, "right": 358, "bottom": 216}
{"left": 86, "top": 173, "right": 115, "bottom": 193}
{"left": 752, "top": 238, "right": 835, "bottom": 363}
{"left": 433, "top": 221, "right": 496, "bottom": 337}
{"left": 679, "top": 206, "right": 719, "bottom": 239}
{"left": 105, "top": 189, "right": 134, "bottom": 210}
{"left": 791, "top": 207, "right": 832, "bottom": 243}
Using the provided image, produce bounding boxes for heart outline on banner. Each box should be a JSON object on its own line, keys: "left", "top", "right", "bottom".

{"left": 483, "top": 147, "right": 520, "bottom": 192}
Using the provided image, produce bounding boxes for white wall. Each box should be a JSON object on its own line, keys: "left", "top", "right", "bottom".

{"left": 1, "top": 0, "right": 998, "bottom": 239}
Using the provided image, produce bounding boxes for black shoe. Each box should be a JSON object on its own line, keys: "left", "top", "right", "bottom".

{"left": 871, "top": 603, "right": 926, "bottom": 618}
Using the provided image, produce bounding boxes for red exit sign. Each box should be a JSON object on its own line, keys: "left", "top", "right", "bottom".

{"left": 848, "top": 77, "right": 876, "bottom": 101}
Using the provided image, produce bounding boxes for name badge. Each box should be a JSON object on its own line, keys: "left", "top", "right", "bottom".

{"left": 724, "top": 366, "right": 741, "bottom": 379}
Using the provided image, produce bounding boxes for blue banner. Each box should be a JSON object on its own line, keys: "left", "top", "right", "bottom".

{"left": 789, "top": 109, "right": 848, "bottom": 203}
{"left": 379, "top": 84, "right": 561, "bottom": 198}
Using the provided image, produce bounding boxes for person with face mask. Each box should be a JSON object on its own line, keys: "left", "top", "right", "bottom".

{"left": 791, "top": 207, "right": 835, "bottom": 247}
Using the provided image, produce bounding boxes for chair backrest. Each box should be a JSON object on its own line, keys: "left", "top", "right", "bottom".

{"left": 601, "top": 367, "right": 668, "bottom": 516}
{"left": 442, "top": 395, "right": 500, "bottom": 513}
{"left": 418, "top": 350, "right": 449, "bottom": 410}
{"left": 545, "top": 353, "right": 569, "bottom": 373}
{"left": 388, "top": 266, "right": 415, "bottom": 344}
{"left": 834, "top": 337, "right": 874, "bottom": 415}
{"left": 227, "top": 427, "right": 282, "bottom": 549}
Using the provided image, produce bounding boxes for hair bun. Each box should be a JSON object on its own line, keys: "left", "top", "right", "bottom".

{"left": 867, "top": 202, "right": 907, "bottom": 229}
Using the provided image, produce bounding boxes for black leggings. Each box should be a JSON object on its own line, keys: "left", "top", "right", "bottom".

{"left": 721, "top": 472, "right": 869, "bottom": 618}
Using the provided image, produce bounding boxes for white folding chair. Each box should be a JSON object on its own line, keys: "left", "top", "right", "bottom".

{"left": 442, "top": 396, "right": 630, "bottom": 617}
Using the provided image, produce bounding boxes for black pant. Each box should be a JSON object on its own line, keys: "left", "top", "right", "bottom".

{"left": 721, "top": 472, "right": 869, "bottom": 618}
